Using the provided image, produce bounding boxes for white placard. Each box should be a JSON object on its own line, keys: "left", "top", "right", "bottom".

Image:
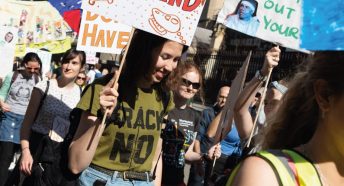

{"left": 82, "top": 0, "right": 206, "bottom": 46}
{"left": 217, "top": 0, "right": 301, "bottom": 50}
{"left": 77, "top": 11, "right": 132, "bottom": 54}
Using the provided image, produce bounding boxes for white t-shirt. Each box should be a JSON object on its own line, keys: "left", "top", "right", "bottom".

{"left": 31, "top": 79, "right": 81, "bottom": 135}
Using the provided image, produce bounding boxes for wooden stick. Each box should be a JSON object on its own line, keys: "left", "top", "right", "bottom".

{"left": 100, "top": 27, "right": 136, "bottom": 127}
{"left": 246, "top": 69, "right": 272, "bottom": 147}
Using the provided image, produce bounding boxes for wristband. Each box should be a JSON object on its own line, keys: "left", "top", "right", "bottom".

{"left": 255, "top": 70, "right": 268, "bottom": 82}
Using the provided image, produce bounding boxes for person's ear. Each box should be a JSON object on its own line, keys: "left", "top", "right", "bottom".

{"left": 314, "top": 79, "right": 331, "bottom": 112}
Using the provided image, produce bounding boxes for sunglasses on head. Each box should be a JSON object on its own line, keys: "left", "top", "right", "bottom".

{"left": 77, "top": 76, "right": 86, "bottom": 80}
{"left": 182, "top": 78, "right": 200, "bottom": 89}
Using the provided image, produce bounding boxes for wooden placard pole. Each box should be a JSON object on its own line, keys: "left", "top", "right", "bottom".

{"left": 246, "top": 69, "right": 272, "bottom": 147}
{"left": 100, "top": 28, "right": 136, "bottom": 126}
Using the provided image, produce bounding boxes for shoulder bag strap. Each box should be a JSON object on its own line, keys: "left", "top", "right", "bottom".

{"left": 33, "top": 80, "right": 50, "bottom": 122}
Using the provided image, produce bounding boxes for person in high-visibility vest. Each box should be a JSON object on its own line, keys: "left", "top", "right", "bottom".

{"left": 227, "top": 51, "right": 344, "bottom": 186}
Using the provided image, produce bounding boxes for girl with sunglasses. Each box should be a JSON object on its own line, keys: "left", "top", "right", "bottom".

{"left": 0, "top": 52, "right": 42, "bottom": 185}
{"left": 75, "top": 72, "right": 87, "bottom": 90}
{"left": 162, "top": 61, "right": 221, "bottom": 186}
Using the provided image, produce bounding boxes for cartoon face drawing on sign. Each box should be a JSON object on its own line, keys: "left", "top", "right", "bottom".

{"left": 149, "top": 8, "right": 181, "bottom": 35}
{"left": 88, "top": 0, "right": 114, "bottom": 5}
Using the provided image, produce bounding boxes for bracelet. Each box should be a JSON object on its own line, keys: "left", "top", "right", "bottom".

{"left": 22, "top": 147, "right": 29, "bottom": 151}
{"left": 255, "top": 70, "right": 268, "bottom": 82}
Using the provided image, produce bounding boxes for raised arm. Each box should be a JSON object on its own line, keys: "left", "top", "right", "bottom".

{"left": 234, "top": 46, "right": 280, "bottom": 139}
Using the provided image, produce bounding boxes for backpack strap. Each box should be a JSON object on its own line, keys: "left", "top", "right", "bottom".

{"left": 33, "top": 80, "right": 50, "bottom": 122}
{"left": 10, "top": 71, "right": 19, "bottom": 87}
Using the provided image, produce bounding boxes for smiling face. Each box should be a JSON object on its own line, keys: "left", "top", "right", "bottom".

{"left": 61, "top": 55, "right": 83, "bottom": 80}
{"left": 5, "top": 32, "right": 14, "bottom": 43}
{"left": 75, "top": 72, "right": 86, "bottom": 86}
{"left": 25, "top": 61, "right": 40, "bottom": 75}
{"left": 151, "top": 41, "right": 183, "bottom": 83}
{"left": 175, "top": 69, "right": 200, "bottom": 100}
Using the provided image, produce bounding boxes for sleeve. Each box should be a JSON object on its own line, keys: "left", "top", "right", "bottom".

{"left": 194, "top": 110, "right": 202, "bottom": 141}
{"left": 34, "top": 79, "right": 48, "bottom": 95}
{"left": 76, "top": 83, "right": 102, "bottom": 116}
{"left": 165, "top": 91, "right": 175, "bottom": 113}
{"left": 0, "top": 72, "right": 13, "bottom": 101}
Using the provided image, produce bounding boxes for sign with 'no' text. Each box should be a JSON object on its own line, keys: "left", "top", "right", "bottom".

{"left": 82, "top": 0, "right": 206, "bottom": 46}
{"left": 77, "top": 11, "right": 132, "bottom": 54}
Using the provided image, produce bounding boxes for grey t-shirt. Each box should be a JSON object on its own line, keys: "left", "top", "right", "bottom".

{"left": 6, "top": 73, "right": 36, "bottom": 115}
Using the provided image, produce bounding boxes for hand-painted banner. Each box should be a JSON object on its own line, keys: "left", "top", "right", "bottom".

{"left": 81, "top": 0, "right": 206, "bottom": 46}
{"left": 0, "top": 26, "right": 18, "bottom": 78}
{"left": 217, "top": 0, "right": 301, "bottom": 50}
{"left": 77, "top": 11, "right": 132, "bottom": 54}
{"left": 301, "top": 0, "right": 344, "bottom": 50}
{"left": 0, "top": 0, "right": 72, "bottom": 55}
{"left": 15, "top": 37, "right": 72, "bottom": 57}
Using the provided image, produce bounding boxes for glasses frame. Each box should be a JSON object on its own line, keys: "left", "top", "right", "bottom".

{"left": 181, "top": 78, "right": 200, "bottom": 90}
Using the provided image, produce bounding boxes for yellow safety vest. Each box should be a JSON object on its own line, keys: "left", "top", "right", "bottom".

{"left": 226, "top": 149, "right": 322, "bottom": 186}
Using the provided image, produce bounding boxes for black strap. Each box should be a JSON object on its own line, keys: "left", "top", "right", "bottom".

{"left": 10, "top": 71, "right": 19, "bottom": 87}
{"left": 152, "top": 151, "right": 162, "bottom": 180}
{"left": 33, "top": 80, "right": 50, "bottom": 122}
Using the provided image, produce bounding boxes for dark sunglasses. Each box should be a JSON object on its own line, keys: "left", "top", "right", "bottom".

{"left": 77, "top": 76, "right": 86, "bottom": 80}
{"left": 182, "top": 78, "right": 200, "bottom": 89}
{"left": 26, "top": 67, "right": 40, "bottom": 71}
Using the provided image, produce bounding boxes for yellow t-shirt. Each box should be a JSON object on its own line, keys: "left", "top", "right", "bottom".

{"left": 77, "top": 76, "right": 174, "bottom": 172}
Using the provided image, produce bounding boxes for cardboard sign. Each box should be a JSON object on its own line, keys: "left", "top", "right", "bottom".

{"left": 217, "top": 0, "right": 301, "bottom": 50}
{"left": 81, "top": 0, "right": 206, "bottom": 46}
{"left": 77, "top": 11, "right": 132, "bottom": 54}
{"left": 301, "top": 0, "right": 344, "bottom": 50}
{"left": 0, "top": 26, "right": 18, "bottom": 78}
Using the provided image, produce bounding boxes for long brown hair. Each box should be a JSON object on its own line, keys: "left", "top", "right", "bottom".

{"left": 262, "top": 51, "right": 344, "bottom": 149}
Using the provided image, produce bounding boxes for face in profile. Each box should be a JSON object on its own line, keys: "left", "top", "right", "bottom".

{"left": 217, "top": 87, "right": 230, "bottom": 108}
{"left": 4, "top": 32, "right": 14, "bottom": 43}
{"left": 238, "top": 1, "right": 255, "bottom": 20}
{"left": 151, "top": 41, "right": 183, "bottom": 83}
{"left": 264, "top": 88, "right": 283, "bottom": 118}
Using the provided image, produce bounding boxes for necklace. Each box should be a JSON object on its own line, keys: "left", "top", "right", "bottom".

{"left": 300, "top": 145, "right": 330, "bottom": 186}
